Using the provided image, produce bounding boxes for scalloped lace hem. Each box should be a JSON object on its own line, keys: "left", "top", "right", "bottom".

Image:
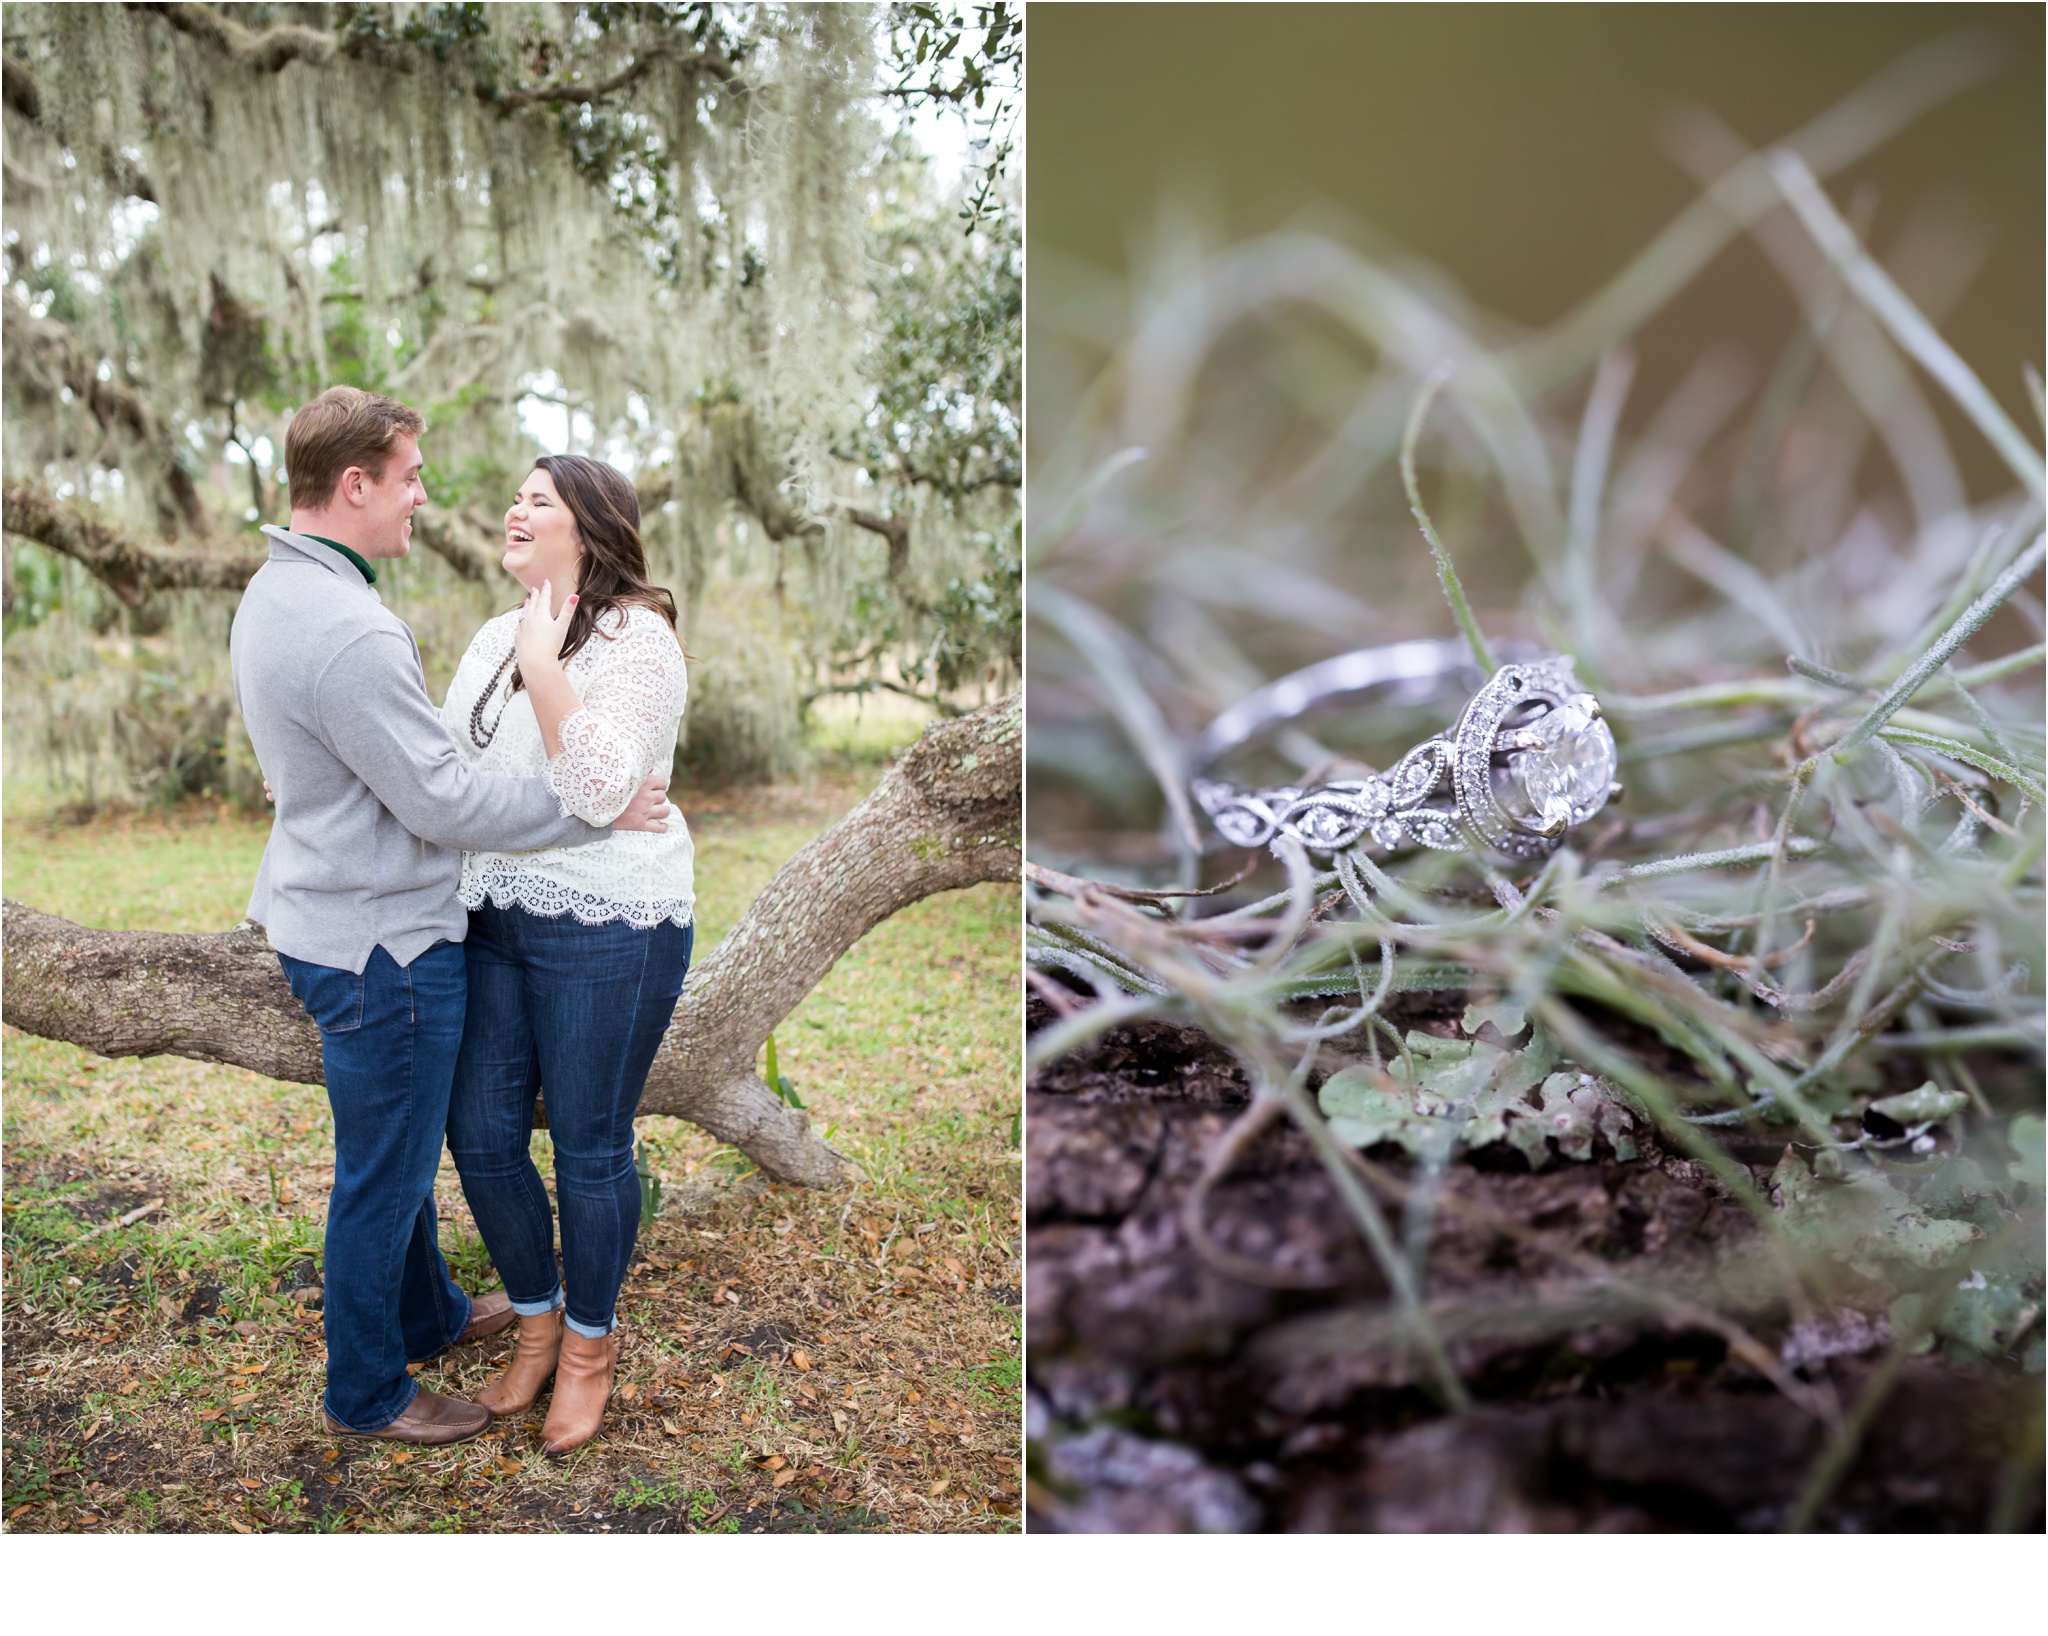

{"left": 457, "top": 871, "right": 693, "bottom": 931}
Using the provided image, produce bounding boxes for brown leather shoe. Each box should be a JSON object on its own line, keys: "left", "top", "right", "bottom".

{"left": 323, "top": 1388, "right": 491, "bottom": 1445}
{"left": 458, "top": 1289, "right": 518, "bottom": 1345}
{"left": 474, "top": 1309, "right": 562, "bottom": 1418}
{"left": 541, "top": 1327, "right": 618, "bottom": 1456}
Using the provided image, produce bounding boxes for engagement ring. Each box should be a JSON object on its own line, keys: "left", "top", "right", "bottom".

{"left": 1191, "top": 639, "right": 1620, "bottom": 860}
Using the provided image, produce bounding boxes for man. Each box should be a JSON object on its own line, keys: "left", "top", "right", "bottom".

{"left": 230, "top": 386, "right": 671, "bottom": 1446}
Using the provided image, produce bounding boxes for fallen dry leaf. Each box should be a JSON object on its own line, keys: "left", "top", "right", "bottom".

{"left": 234, "top": 1363, "right": 267, "bottom": 1376}
{"left": 227, "top": 1518, "right": 253, "bottom": 1534}
{"left": 761, "top": 1454, "right": 787, "bottom": 1471}
{"left": 792, "top": 1349, "right": 812, "bottom": 1372}
{"left": 617, "top": 1382, "right": 638, "bottom": 1402}
{"left": 389, "top": 1449, "right": 413, "bottom": 1465}
{"left": 773, "top": 1468, "right": 799, "bottom": 1488}
{"left": 495, "top": 1457, "right": 523, "bottom": 1476}
{"left": 238, "top": 1477, "right": 263, "bottom": 1491}
{"left": 229, "top": 1392, "right": 259, "bottom": 1406}
{"left": 196, "top": 1408, "right": 224, "bottom": 1422}
{"left": 929, "top": 1478, "right": 951, "bottom": 1496}
{"left": 662, "top": 1418, "right": 684, "bottom": 1437}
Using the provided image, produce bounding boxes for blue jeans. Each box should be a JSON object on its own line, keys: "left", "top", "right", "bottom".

{"left": 446, "top": 904, "right": 694, "bottom": 1339}
{"left": 277, "top": 942, "right": 473, "bottom": 1431}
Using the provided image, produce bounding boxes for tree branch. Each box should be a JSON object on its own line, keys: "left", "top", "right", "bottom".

{"left": 838, "top": 503, "right": 925, "bottom": 609}
{"left": 490, "top": 41, "right": 735, "bottom": 108}
{"left": 3, "top": 51, "right": 44, "bottom": 122}
{"left": 2, "top": 478, "right": 262, "bottom": 607}
{"left": 128, "top": 2, "right": 732, "bottom": 107}
{"left": 128, "top": 2, "right": 340, "bottom": 73}
{"left": 803, "top": 678, "right": 967, "bottom": 719}
{"left": 4, "top": 291, "right": 199, "bottom": 527}
{"left": 0, "top": 695, "right": 1020, "bottom": 1188}
{"left": 409, "top": 506, "right": 502, "bottom": 584}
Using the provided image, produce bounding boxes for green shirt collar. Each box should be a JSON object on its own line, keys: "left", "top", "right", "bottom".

{"left": 302, "top": 533, "right": 378, "bottom": 587}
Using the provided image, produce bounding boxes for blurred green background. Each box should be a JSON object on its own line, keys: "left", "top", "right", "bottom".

{"left": 1028, "top": 1, "right": 2043, "bottom": 487}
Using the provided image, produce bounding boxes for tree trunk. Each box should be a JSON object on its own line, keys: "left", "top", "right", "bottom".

{"left": 2, "top": 693, "right": 1020, "bottom": 1187}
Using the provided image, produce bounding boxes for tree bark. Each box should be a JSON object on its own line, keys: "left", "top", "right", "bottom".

{"left": 1, "top": 693, "right": 1020, "bottom": 1188}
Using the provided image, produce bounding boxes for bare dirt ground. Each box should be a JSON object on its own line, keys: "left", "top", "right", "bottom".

{"left": 1024, "top": 997, "right": 2043, "bottom": 1534}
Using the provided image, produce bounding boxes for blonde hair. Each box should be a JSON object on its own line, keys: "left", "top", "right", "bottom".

{"left": 284, "top": 386, "right": 426, "bottom": 507}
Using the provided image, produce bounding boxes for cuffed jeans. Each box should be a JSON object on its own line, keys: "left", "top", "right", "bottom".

{"left": 277, "top": 941, "right": 473, "bottom": 1431}
{"left": 446, "top": 904, "right": 693, "bottom": 1340}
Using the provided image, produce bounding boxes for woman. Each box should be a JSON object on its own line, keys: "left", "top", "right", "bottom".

{"left": 439, "top": 454, "right": 693, "bottom": 1455}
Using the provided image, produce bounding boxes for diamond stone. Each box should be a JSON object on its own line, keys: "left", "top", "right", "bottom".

{"left": 1291, "top": 802, "right": 1352, "bottom": 846}
{"left": 1492, "top": 701, "right": 1617, "bottom": 832}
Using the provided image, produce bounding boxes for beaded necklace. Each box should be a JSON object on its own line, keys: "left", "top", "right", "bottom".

{"left": 468, "top": 646, "right": 521, "bottom": 750}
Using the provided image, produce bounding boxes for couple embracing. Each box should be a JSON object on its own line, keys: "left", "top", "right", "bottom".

{"left": 232, "top": 385, "right": 692, "bottom": 1454}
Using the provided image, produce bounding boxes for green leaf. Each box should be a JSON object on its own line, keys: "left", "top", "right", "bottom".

{"left": 2010, "top": 1115, "right": 2046, "bottom": 1196}
{"left": 1319, "top": 1067, "right": 1431, "bottom": 1158}
{"left": 1769, "top": 1149, "right": 1981, "bottom": 1279}
{"left": 762, "top": 1034, "right": 806, "bottom": 1109}
{"left": 1460, "top": 996, "right": 1529, "bottom": 1041}
{"left": 1876, "top": 725, "right": 2046, "bottom": 802}
{"left": 1321, "top": 1027, "right": 1633, "bottom": 1170}
{"left": 1868, "top": 1083, "right": 1968, "bottom": 1127}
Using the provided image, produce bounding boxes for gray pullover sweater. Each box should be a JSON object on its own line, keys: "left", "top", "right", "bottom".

{"left": 231, "top": 526, "right": 603, "bottom": 972}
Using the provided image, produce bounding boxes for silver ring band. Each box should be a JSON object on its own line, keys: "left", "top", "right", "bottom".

{"left": 1191, "top": 641, "right": 1620, "bottom": 860}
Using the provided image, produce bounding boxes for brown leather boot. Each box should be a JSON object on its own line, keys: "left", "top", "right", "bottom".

{"left": 458, "top": 1289, "right": 519, "bottom": 1345}
{"left": 541, "top": 1326, "right": 618, "bottom": 1456}
{"left": 322, "top": 1389, "right": 490, "bottom": 1446}
{"left": 474, "top": 1309, "right": 562, "bottom": 1418}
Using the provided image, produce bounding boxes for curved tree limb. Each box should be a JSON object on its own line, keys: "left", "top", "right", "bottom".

{"left": 638, "top": 693, "right": 1020, "bottom": 1182}
{"left": 490, "top": 40, "right": 736, "bottom": 106}
{"left": 1, "top": 694, "right": 1020, "bottom": 1188}
{"left": 129, "top": 2, "right": 734, "bottom": 103}
{"left": 2, "top": 477, "right": 262, "bottom": 606}
{"left": 409, "top": 506, "right": 503, "bottom": 584}
{"left": 4, "top": 292, "right": 203, "bottom": 529}
{"left": 840, "top": 504, "right": 922, "bottom": 608}
{"left": 127, "top": 2, "right": 341, "bottom": 73}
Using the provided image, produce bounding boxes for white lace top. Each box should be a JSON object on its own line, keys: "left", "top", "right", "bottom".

{"left": 439, "top": 603, "right": 693, "bottom": 929}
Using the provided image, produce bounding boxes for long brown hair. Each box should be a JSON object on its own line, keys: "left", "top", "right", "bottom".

{"left": 511, "top": 455, "right": 678, "bottom": 690}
